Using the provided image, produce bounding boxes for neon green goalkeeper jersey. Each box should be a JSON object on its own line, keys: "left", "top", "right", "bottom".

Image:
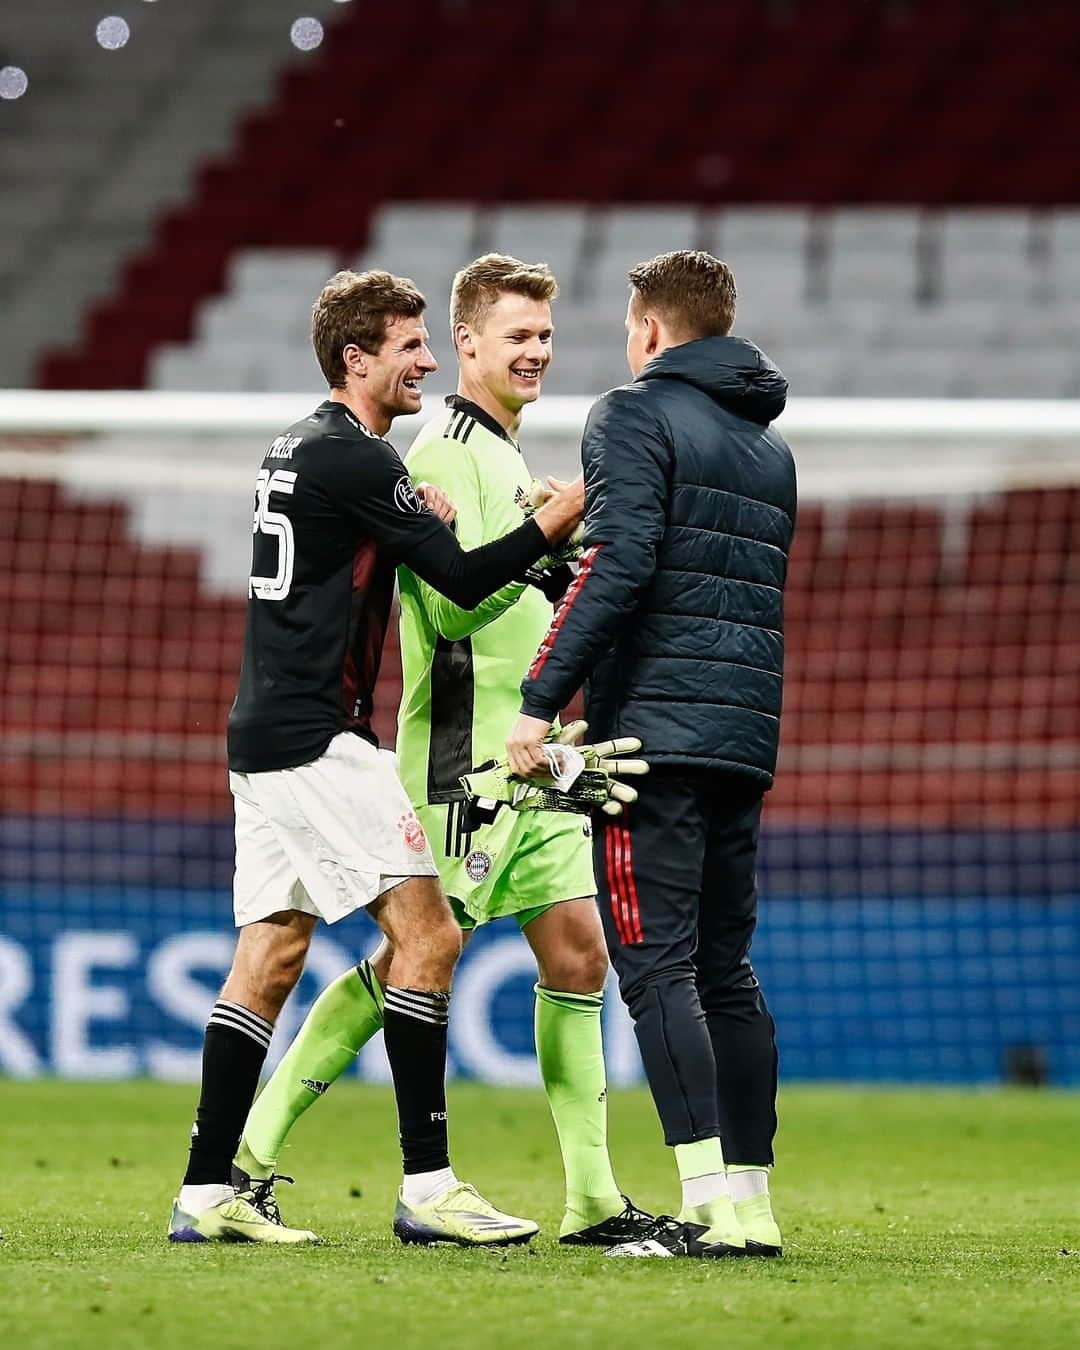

{"left": 397, "top": 395, "right": 556, "bottom": 810}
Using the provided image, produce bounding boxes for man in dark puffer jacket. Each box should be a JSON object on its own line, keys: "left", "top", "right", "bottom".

{"left": 507, "top": 251, "right": 796, "bottom": 1260}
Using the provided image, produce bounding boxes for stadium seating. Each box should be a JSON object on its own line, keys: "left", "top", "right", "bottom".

{"left": 0, "top": 476, "right": 402, "bottom": 816}
{"left": 3, "top": 474, "right": 1074, "bottom": 830}
{"left": 145, "top": 203, "right": 1080, "bottom": 399}
{"left": 773, "top": 489, "right": 1080, "bottom": 828}
{"left": 0, "top": 0, "right": 348, "bottom": 387}
{"left": 28, "top": 0, "right": 1080, "bottom": 392}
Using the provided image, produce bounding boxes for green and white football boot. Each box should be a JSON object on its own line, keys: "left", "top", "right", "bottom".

{"left": 168, "top": 1184, "right": 318, "bottom": 1245}
{"left": 393, "top": 1181, "right": 539, "bottom": 1248}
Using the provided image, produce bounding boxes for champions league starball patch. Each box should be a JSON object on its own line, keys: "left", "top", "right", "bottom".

{"left": 394, "top": 477, "right": 423, "bottom": 514}
{"left": 398, "top": 811, "right": 429, "bottom": 853}
{"left": 465, "top": 849, "right": 493, "bottom": 883}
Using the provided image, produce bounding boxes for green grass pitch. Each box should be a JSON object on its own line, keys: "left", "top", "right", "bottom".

{"left": 2, "top": 1081, "right": 1077, "bottom": 1349}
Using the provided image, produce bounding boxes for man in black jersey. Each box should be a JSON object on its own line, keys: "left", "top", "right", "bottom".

{"left": 169, "top": 269, "right": 583, "bottom": 1246}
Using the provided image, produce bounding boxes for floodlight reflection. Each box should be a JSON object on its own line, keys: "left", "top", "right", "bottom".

{"left": 290, "top": 18, "right": 325, "bottom": 52}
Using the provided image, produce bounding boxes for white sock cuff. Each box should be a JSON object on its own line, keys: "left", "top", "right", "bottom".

{"left": 400, "top": 1166, "right": 458, "bottom": 1206}
{"left": 206, "top": 1000, "right": 273, "bottom": 1050}
{"left": 681, "top": 1172, "right": 729, "bottom": 1209}
{"left": 178, "top": 1182, "right": 234, "bottom": 1214}
{"left": 727, "top": 1167, "right": 770, "bottom": 1202}
{"left": 384, "top": 986, "right": 450, "bottom": 1026}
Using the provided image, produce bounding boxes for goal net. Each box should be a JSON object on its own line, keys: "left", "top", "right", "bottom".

{"left": 1, "top": 392, "right": 1076, "bottom": 1085}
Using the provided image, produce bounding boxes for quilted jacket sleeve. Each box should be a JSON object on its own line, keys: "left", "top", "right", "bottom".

{"left": 520, "top": 386, "right": 672, "bottom": 720}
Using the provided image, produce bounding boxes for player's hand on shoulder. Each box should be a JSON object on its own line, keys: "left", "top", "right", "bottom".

{"left": 414, "top": 481, "right": 457, "bottom": 525}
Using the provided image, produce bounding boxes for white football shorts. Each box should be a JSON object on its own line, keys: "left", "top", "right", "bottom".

{"left": 230, "top": 731, "right": 438, "bottom": 927}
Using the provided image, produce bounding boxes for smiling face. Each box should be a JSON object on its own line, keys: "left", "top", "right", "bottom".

{"left": 456, "top": 291, "right": 553, "bottom": 417}
{"left": 356, "top": 314, "right": 438, "bottom": 427}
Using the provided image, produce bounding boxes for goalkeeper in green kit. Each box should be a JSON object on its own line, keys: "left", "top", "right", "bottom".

{"left": 233, "top": 254, "right": 654, "bottom": 1247}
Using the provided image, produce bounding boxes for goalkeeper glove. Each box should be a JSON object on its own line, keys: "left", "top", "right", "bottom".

{"left": 459, "top": 722, "right": 648, "bottom": 824}
{"left": 518, "top": 477, "right": 584, "bottom": 566}
{"left": 521, "top": 561, "right": 574, "bottom": 604}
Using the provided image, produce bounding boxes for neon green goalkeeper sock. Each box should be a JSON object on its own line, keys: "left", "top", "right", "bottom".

{"left": 239, "top": 960, "right": 384, "bottom": 1175}
{"left": 674, "top": 1138, "right": 743, "bottom": 1246}
{"left": 534, "top": 985, "right": 623, "bottom": 1235}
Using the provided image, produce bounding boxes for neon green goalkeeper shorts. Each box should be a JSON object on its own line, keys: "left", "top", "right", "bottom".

{"left": 416, "top": 799, "right": 596, "bottom": 929}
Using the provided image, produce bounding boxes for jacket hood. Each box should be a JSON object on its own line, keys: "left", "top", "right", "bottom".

{"left": 636, "top": 335, "right": 788, "bottom": 425}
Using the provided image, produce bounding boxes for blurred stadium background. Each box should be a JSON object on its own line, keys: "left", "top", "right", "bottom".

{"left": 1, "top": 0, "right": 1077, "bottom": 1090}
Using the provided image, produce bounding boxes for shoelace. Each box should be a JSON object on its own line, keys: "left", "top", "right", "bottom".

{"left": 605, "top": 1196, "right": 655, "bottom": 1234}
{"left": 242, "top": 1173, "right": 294, "bottom": 1225}
{"left": 638, "top": 1214, "right": 684, "bottom": 1245}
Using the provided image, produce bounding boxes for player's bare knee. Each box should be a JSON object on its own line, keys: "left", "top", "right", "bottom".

{"left": 580, "top": 943, "right": 612, "bottom": 993}
{"left": 424, "top": 911, "right": 463, "bottom": 986}
{"left": 544, "top": 942, "right": 610, "bottom": 994}
{"left": 231, "top": 916, "right": 311, "bottom": 1013}
{"left": 386, "top": 902, "right": 460, "bottom": 990}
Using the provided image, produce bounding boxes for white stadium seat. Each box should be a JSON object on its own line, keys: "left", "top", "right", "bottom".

{"left": 486, "top": 205, "right": 591, "bottom": 287}
{"left": 228, "top": 250, "right": 341, "bottom": 298}
{"left": 827, "top": 243, "right": 920, "bottom": 303}
{"left": 957, "top": 348, "right": 1078, "bottom": 398}
{"left": 586, "top": 206, "right": 703, "bottom": 300}
{"left": 715, "top": 207, "right": 812, "bottom": 256}
{"left": 937, "top": 209, "right": 1038, "bottom": 302}
{"left": 366, "top": 203, "right": 480, "bottom": 258}
{"left": 150, "top": 344, "right": 258, "bottom": 392}
{"left": 850, "top": 347, "right": 965, "bottom": 398}
{"left": 142, "top": 204, "right": 1076, "bottom": 401}
{"left": 882, "top": 301, "right": 1005, "bottom": 350}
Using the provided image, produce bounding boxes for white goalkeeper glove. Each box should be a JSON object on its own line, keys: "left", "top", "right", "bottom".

{"left": 519, "top": 477, "right": 584, "bottom": 566}
{"left": 460, "top": 722, "right": 648, "bottom": 823}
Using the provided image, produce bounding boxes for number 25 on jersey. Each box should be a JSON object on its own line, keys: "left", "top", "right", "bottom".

{"left": 250, "top": 468, "right": 297, "bottom": 601}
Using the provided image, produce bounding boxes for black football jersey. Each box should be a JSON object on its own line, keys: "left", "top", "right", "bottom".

{"left": 227, "top": 400, "right": 547, "bottom": 774}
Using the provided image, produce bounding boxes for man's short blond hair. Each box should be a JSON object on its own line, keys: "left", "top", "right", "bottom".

{"left": 628, "top": 250, "right": 737, "bottom": 340}
{"left": 450, "top": 253, "right": 558, "bottom": 334}
{"left": 311, "top": 269, "right": 426, "bottom": 388}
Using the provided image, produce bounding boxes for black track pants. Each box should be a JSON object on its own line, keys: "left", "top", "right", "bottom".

{"left": 594, "top": 769, "right": 778, "bottom": 1163}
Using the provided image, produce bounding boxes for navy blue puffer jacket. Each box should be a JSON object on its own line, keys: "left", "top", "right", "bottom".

{"left": 521, "top": 336, "right": 796, "bottom": 784}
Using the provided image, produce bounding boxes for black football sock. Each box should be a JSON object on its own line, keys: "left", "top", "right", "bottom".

{"left": 182, "top": 999, "right": 274, "bottom": 1186}
{"left": 382, "top": 986, "right": 451, "bottom": 1175}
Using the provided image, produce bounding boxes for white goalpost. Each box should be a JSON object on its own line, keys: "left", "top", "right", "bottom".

{"left": 1, "top": 389, "right": 1079, "bottom": 496}
{"left": 2, "top": 389, "right": 1077, "bottom": 597}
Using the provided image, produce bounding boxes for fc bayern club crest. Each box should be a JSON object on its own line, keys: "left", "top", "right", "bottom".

{"left": 398, "top": 811, "right": 428, "bottom": 854}
{"left": 465, "top": 849, "right": 493, "bottom": 883}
